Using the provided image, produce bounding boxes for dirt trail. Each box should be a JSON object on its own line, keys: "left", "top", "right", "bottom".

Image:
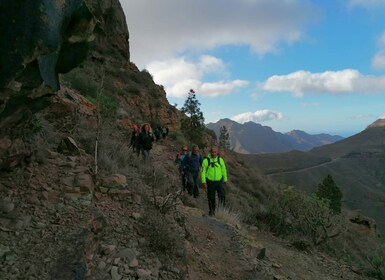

{"left": 266, "top": 157, "right": 341, "bottom": 176}
{"left": 151, "top": 141, "right": 367, "bottom": 280}
{"left": 180, "top": 204, "right": 268, "bottom": 280}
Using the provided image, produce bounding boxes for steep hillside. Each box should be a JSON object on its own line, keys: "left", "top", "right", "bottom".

{"left": 0, "top": 133, "right": 375, "bottom": 279}
{"left": 241, "top": 124, "right": 385, "bottom": 234}
{"left": 1, "top": 1, "right": 384, "bottom": 280}
{"left": 207, "top": 119, "right": 343, "bottom": 154}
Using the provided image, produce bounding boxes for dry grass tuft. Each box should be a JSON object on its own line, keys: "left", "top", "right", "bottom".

{"left": 216, "top": 205, "right": 242, "bottom": 229}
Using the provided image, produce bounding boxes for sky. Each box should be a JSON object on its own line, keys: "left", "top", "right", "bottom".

{"left": 120, "top": 0, "right": 385, "bottom": 137}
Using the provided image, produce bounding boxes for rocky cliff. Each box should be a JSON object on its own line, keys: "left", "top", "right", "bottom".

{"left": 0, "top": 0, "right": 182, "bottom": 171}
{"left": 0, "top": 0, "right": 129, "bottom": 93}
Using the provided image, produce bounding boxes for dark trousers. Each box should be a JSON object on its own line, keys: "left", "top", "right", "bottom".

{"left": 181, "top": 173, "right": 188, "bottom": 192}
{"left": 206, "top": 180, "right": 225, "bottom": 214}
{"left": 187, "top": 170, "right": 200, "bottom": 197}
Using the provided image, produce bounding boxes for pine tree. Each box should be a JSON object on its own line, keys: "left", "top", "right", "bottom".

{"left": 219, "top": 125, "right": 231, "bottom": 149}
{"left": 180, "top": 89, "right": 205, "bottom": 146}
{"left": 316, "top": 174, "right": 343, "bottom": 214}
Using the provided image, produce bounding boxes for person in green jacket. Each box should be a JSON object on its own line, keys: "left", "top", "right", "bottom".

{"left": 201, "top": 146, "right": 228, "bottom": 216}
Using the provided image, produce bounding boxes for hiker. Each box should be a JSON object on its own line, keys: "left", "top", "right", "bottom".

{"left": 130, "top": 124, "right": 141, "bottom": 156}
{"left": 138, "top": 123, "right": 155, "bottom": 163}
{"left": 162, "top": 126, "right": 167, "bottom": 139}
{"left": 175, "top": 145, "right": 189, "bottom": 192}
{"left": 182, "top": 144, "right": 203, "bottom": 198}
{"left": 201, "top": 146, "right": 228, "bottom": 216}
{"left": 154, "top": 126, "right": 161, "bottom": 142}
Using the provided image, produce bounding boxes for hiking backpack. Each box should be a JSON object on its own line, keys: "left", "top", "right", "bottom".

{"left": 204, "top": 155, "right": 222, "bottom": 168}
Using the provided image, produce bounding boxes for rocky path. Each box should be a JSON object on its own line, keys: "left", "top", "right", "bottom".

{"left": 151, "top": 141, "right": 369, "bottom": 280}
{"left": 176, "top": 194, "right": 366, "bottom": 280}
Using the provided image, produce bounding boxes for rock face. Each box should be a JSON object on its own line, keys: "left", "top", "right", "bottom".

{"left": 0, "top": 0, "right": 182, "bottom": 142}
{"left": 0, "top": 0, "right": 129, "bottom": 114}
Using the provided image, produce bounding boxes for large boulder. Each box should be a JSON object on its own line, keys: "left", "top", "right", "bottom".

{"left": 0, "top": 0, "right": 129, "bottom": 116}
{"left": 0, "top": 0, "right": 130, "bottom": 169}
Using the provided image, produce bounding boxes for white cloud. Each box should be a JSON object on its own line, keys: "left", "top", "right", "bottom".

{"left": 372, "top": 52, "right": 385, "bottom": 69}
{"left": 371, "top": 33, "right": 385, "bottom": 70}
{"left": 262, "top": 69, "right": 385, "bottom": 96}
{"left": 147, "top": 56, "right": 249, "bottom": 98}
{"left": 199, "top": 55, "right": 226, "bottom": 73}
{"left": 121, "top": 0, "right": 320, "bottom": 67}
{"left": 231, "top": 109, "right": 283, "bottom": 124}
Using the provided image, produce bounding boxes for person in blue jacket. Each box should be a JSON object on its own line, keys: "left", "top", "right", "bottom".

{"left": 182, "top": 144, "right": 203, "bottom": 197}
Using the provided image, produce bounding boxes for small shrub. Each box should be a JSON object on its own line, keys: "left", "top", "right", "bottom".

{"left": 216, "top": 205, "right": 241, "bottom": 228}
{"left": 73, "top": 117, "right": 96, "bottom": 154}
{"left": 86, "top": 94, "right": 117, "bottom": 115}
{"left": 366, "top": 246, "right": 385, "bottom": 280}
{"left": 98, "top": 140, "right": 132, "bottom": 175}
{"left": 139, "top": 167, "right": 180, "bottom": 211}
{"left": 95, "top": 123, "right": 134, "bottom": 175}
{"left": 61, "top": 67, "right": 99, "bottom": 97}
{"left": 141, "top": 207, "right": 184, "bottom": 261}
{"left": 141, "top": 68, "right": 153, "bottom": 79}
{"left": 129, "top": 70, "right": 153, "bottom": 87}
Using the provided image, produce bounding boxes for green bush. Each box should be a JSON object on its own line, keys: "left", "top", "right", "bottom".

{"left": 86, "top": 94, "right": 117, "bottom": 115}
{"left": 265, "top": 187, "right": 344, "bottom": 245}
{"left": 60, "top": 66, "right": 99, "bottom": 97}
{"left": 366, "top": 246, "right": 385, "bottom": 279}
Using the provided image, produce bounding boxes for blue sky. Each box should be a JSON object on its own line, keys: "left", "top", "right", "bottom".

{"left": 121, "top": 0, "right": 385, "bottom": 137}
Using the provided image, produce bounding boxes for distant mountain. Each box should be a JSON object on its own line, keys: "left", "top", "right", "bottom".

{"left": 238, "top": 118, "right": 385, "bottom": 233}
{"left": 367, "top": 118, "right": 385, "bottom": 128}
{"left": 206, "top": 118, "right": 343, "bottom": 154}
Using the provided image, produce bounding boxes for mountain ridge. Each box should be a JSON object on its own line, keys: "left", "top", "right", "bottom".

{"left": 207, "top": 118, "right": 343, "bottom": 154}
{"left": 239, "top": 120, "right": 385, "bottom": 233}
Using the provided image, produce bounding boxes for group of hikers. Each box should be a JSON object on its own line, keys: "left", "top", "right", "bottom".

{"left": 129, "top": 123, "right": 169, "bottom": 162}
{"left": 129, "top": 123, "right": 228, "bottom": 216}
{"left": 175, "top": 144, "right": 228, "bottom": 216}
